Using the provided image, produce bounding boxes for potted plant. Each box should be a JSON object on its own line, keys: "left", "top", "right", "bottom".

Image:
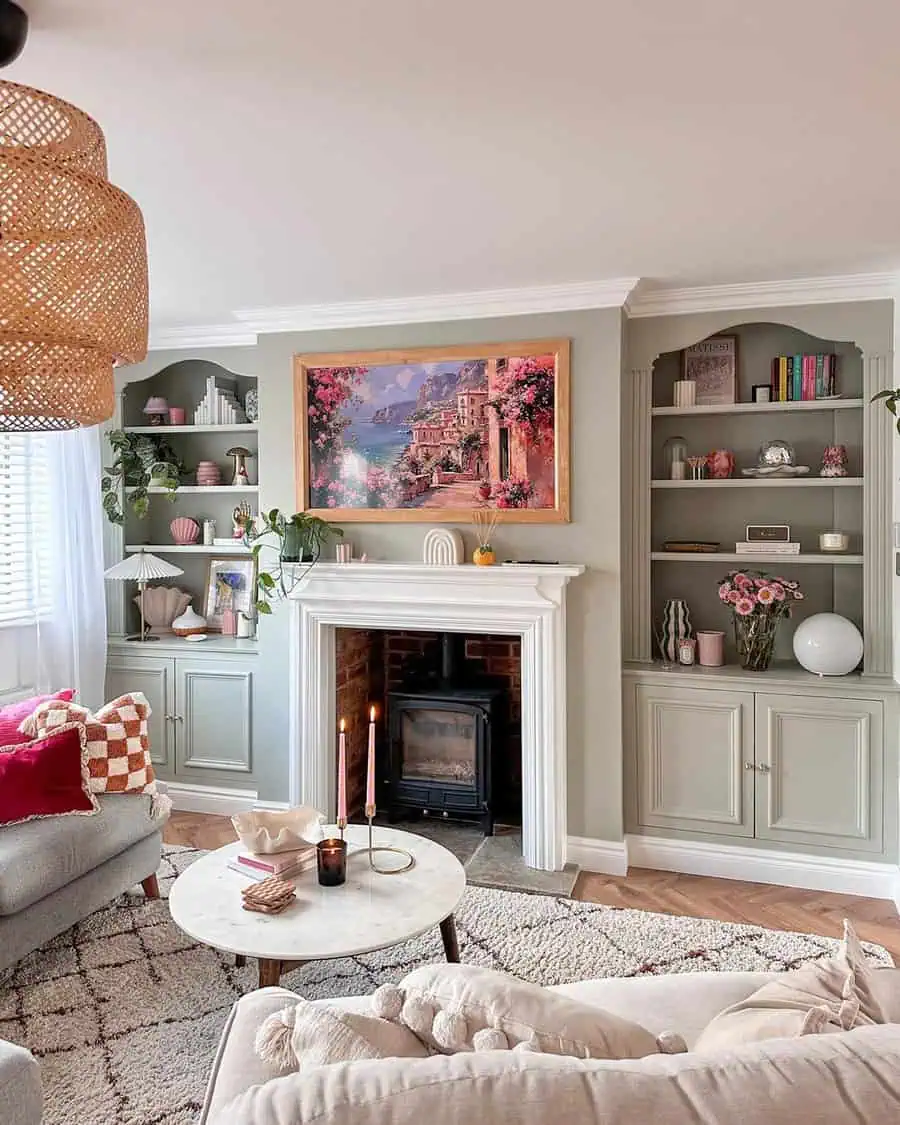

{"left": 240, "top": 508, "right": 343, "bottom": 614}
{"left": 718, "top": 570, "right": 804, "bottom": 671}
{"left": 101, "top": 430, "right": 187, "bottom": 524}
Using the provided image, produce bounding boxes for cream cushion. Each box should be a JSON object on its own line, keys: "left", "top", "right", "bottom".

{"left": 210, "top": 1022, "right": 900, "bottom": 1125}
{"left": 694, "top": 920, "right": 888, "bottom": 1052}
{"left": 254, "top": 999, "right": 429, "bottom": 1071}
{"left": 372, "top": 963, "right": 672, "bottom": 1057}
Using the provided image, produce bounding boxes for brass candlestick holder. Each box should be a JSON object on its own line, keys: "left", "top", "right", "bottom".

{"left": 365, "top": 803, "right": 415, "bottom": 874}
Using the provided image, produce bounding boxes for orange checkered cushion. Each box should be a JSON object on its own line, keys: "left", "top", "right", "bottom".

{"left": 20, "top": 693, "right": 157, "bottom": 796}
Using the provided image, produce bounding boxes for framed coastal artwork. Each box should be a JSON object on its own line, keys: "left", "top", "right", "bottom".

{"left": 293, "top": 339, "right": 570, "bottom": 522}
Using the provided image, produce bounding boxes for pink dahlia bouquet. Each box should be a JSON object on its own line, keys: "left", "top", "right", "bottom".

{"left": 717, "top": 570, "right": 804, "bottom": 671}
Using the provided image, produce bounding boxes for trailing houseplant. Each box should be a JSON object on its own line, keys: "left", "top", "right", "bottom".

{"left": 718, "top": 570, "right": 804, "bottom": 671}
{"left": 871, "top": 388, "right": 900, "bottom": 433}
{"left": 101, "top": 430, "right": 188, "bottom": 524}
{"left": 240, "top": 508, "right": 343, "bottom": 614}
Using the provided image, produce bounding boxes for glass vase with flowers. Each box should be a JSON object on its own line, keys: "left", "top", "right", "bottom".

{"left": 717, "top": 571, "right": 804, "bottom": 672}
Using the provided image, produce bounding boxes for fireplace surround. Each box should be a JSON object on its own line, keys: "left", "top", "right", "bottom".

{"left": 287, "top": 562, "right": 584, "bottom": 871}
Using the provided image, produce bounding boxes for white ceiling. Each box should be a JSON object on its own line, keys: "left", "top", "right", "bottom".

{"left": 8, "top": 1, "right": 900, "bottom": 331}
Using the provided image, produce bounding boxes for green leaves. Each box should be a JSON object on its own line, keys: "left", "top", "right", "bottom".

{"left": 101, "top": 432, "right": 188, "bottom": 524}
{"left": 258, "top": 572, "right": 275, "bottom": 589}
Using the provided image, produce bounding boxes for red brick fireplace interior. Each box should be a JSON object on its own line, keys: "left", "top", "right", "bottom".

{"left": 335, "top": 628, "right": 522, "bottom": 829}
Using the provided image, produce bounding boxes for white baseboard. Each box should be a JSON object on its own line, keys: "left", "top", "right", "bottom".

{"left": 626, "top": 834, "right": 900, "bottom": 903}
{"left": 161, "top": 781, "right": 290, "bottom": 816}
{"left": 566, "top": 835, "right": 628, "bottom": 876}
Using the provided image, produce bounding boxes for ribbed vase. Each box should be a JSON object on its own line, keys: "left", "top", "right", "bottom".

{"left": 660, "top": 599, "right": 692, "bottom": 663}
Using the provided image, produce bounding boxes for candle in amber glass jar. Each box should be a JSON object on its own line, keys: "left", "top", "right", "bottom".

{"left": 317, "top": 838, "right": 347, "bottom": 886}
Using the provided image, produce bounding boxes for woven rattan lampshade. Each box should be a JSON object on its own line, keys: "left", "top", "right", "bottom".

{"left": 0, "top": 79, "right": 149, "bottom": 430}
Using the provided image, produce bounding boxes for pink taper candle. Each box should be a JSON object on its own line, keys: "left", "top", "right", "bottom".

{"left": 365, "top": 705, "right": 376, "bottom": 818}
{"left": 337, "top": 718, "right": 347, "bottom": 830}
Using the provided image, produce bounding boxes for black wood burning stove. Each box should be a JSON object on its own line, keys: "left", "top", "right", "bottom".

{"left": 385, "top": 634, "right": 505, "bottom": 834}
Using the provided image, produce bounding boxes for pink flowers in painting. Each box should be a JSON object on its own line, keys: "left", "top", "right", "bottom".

{"left": 489, "top": 354, "right": 555, "bottom": 448}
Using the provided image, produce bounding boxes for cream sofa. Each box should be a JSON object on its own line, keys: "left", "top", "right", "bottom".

{"left": 200, "top": 967, "right": 900, "bottom": 1125}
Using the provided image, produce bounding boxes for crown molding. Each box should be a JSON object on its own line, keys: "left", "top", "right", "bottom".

{"left": 148, "top": 324, "right": 259, "bottom": 351}
{"left": 232, "top": 278, "right": 641, "bottom": 334}
{"left": 626, "top": 272, "right": 899, "bottom": 319}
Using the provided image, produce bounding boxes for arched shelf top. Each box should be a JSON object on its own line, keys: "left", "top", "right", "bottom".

{"left": 626, "top": 301, "right": 892, "bottom": 372}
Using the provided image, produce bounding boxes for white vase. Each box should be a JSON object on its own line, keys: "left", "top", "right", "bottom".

{"left": 172, "top": 606, "right": 208, "bottom": 637}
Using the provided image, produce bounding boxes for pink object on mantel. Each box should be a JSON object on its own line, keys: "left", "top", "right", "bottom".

{"left": 170, "top": 517, "right": 200, "bottom": 545}
{"left": 196, "top": 460, "right": 222, "bottom": 486}
{"left": 697, "top": 630, "right": 725, "bottom": 666}
{"left": 706, "top": 450, "right": 735, "bottom": 479}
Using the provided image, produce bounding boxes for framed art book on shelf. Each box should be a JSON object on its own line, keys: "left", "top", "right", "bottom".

{"left": 682, "top": 336, "right": 737, "bottom": 405}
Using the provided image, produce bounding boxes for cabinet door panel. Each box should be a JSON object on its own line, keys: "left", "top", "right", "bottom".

{"left": 175, "top": 661, "right": 253, "bottom": 777}
{"left": 755, "top": 694, "right": 883, "bottom": 852}
{"left": 636, "top": 685, "right": 754, "bottom": 836}
{"left": 106, "top": 655, "right": 173, "bottom": 777}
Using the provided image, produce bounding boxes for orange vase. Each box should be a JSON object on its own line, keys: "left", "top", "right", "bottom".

{"left": 473, "top": 548, "right": 496, "bottom": 566}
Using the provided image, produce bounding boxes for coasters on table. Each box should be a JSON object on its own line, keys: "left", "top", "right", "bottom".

{"left": 241, "top": 875, "right": 296, "bottom": 915}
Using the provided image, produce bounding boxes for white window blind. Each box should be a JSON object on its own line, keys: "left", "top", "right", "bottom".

{"left": 0, "top": 433, "right": 53, "bottom": 627}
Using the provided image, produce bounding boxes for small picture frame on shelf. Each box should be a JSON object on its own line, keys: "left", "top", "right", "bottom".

{"left": 682, "top": 336, "right": 737, "bottom": 406}
{"left": 204, "top": 557, "right": 257, "bottom": 631}
{"left": 752, "top": 384, "right": 772, "bottom": 404}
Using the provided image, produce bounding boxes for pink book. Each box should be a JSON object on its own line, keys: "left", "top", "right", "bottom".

{"left": 237, "top": 847, "right": 315, "bottom": 874}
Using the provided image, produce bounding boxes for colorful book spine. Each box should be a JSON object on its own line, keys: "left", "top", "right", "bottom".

{"left": 779, "top": 356, "right": 788, "bottom": 402}
{"left": 770, "top": 353, "right": 837, "bottom": 401}
{"left": 792, "top": 354, "right": 802, "bottom": 402}
{"left": 815, "top": 354, "right": 825, "bottom": 398}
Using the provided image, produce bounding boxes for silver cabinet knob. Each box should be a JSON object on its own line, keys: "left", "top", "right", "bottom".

{"left": 757, "top": 762, "right": 771, "bottom": 773}
{"left": 164, "top": 713, "right": 175, "bottom": 722}
{"left": 744, "top": 761, "right": 755, "bottom": 770}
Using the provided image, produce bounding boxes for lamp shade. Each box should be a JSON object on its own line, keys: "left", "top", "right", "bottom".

{"left": 0, "top": 79, "right": 149, "bottom": 431}
{"left": 104, "top": 551, "right": 184, "bottom": 583}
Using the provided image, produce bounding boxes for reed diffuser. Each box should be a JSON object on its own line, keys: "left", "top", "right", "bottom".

{"left": 471, "top": 507, "right": 500, "bottom": 566}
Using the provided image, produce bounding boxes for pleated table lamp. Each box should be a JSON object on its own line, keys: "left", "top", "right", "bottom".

{"left": 104, "top": 551, "right": 184, "bottom": 642}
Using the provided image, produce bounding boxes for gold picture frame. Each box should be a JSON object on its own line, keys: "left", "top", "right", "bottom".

{"left": 293, "top": 339, "right": 570, "bottom": 523}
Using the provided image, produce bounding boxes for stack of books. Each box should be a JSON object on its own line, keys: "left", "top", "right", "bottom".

{"left": 227, "top": 846, "right": 316, "bottom": 882}
{"left": 735, "top": 541, "right": 800, "bottom": 556}
{"left": 770, "top": 354, "right": 837, "bottom": 402}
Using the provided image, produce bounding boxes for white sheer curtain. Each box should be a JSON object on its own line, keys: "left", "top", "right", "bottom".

{"left": 32, "top": 426, "right": 108, "bottom": 710}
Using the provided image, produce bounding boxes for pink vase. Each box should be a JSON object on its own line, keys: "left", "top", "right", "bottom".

{"left": 706, "top": 450, "right": 735, "bottom": 479}
{"left": 221, "top": 608, "right": 236, "bottom": 636}
{"left": 697, "top": 630, "right": 725, "bottom": 666}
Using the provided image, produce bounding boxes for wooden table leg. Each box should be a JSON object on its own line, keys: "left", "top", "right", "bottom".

{"left": 235, "top": 954, "right": 246, "bottom": 968}
{"left": 439, "top": 915, "right": 460, "bottom": 962}
{"left": 141, "top": 874, "right": 160, "bottom": 899}
{"left": 258, "top": 959, "right": 283, "bottom": 988}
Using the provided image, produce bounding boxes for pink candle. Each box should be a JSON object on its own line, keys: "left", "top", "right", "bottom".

{"left": 365, "top": 705, "right": 376, "bottom": 818}
{"left": 337, "top": 718, "right": 347, "bottom": 829}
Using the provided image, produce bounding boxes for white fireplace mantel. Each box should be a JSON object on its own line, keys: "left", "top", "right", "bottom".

{"left": 287, "top": 562, "right": 585, "bottom": 871}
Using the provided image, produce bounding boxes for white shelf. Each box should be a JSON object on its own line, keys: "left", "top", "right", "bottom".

{"left": 125, "top": 543, "right": 251, "bottom": 555}
{"left": 651, "top": 477, "right": 863, "bottom": 490}
{"left": 651, "top": 399, "right": 864, "bottom": 417}
{"left": 122, "top": 424, "right": 258, "bottom": 434}
{"left": 622, "top": 661, "right": 900, "bottom": 693}
{"left": 125, "top": 485, "right": 259, "bottom": 495}
{"left": 107, "top": 634, "right": 259, "bottom": 655}
{"left": 651, "top": 552, "right": 863, "bottom": 565}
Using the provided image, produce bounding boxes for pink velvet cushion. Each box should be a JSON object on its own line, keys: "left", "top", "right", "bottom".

{"left": 0, "top": 690, "right": 75, "bottom": 746}
{"left": 0, "top": 722, "right": 98, "bottom": 826}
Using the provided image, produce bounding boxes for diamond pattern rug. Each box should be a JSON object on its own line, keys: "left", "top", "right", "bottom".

{"left": 0, "top": 845, "right": 892, "bottom": 1125}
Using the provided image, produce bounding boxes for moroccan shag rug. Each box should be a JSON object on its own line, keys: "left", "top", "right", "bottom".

{"left": 0, "top": 845, "right": 892, "bottom": 1125}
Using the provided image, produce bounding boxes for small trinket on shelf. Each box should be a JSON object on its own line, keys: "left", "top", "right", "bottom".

{"left": 677, "top": 637, "right": 696, "bottom": 665}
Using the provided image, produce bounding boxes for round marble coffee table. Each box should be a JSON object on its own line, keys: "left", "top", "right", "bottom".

{"left": 168, "top": 825, "right": 467, "bottom": 989}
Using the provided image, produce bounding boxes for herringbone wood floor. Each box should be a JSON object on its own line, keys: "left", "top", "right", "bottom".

{"left": 164, "top": 812, "right": 900, "bottom": 961}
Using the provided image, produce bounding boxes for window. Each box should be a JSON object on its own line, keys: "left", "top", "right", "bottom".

{"left": 0, "top": 434, "right": 53, "bottom": 626}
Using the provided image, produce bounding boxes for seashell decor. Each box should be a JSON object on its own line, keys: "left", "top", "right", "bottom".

{"left": 231, "top": 806, "right": 325, "bottom": 855}
{"left": 135, "top": 586, "right": 191, "bottom": 635}
{"left": 170, "top": 516, "right": 200, "bottom": 545}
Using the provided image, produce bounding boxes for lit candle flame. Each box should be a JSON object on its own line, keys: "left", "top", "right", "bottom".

{"left": 369, "top": 705, "right": 376, "bottom": 722}
{"left": 339, "top": 718, "right": 345, "bottom": 733}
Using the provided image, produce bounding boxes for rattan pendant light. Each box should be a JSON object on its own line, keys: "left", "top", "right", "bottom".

{"left": 0, "top": 29, "right": 149, "bottom": 430}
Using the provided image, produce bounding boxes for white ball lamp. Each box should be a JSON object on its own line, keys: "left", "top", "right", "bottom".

{"left": 792, "top": 613, "right": 863, "bottom": 676}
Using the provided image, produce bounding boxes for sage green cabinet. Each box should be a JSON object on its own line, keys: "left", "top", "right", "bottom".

{"left": 106, "top": 654, "right": 173, "bottom": 777}
{"left": 755, "top": 694, "right": 883, "bottom": 853}
{"left": 632, "top": 679, "right": 885, "bottom": 855}
{"left": 635, "top": 684, "right": 755, "bottom": 837}
{"left": 106, "top": 645, "right": 255, "bottom": 787}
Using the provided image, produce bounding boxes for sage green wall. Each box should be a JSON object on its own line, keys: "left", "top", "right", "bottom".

{"left": 122, "top": 309, "right": 625, "bottom": 840}
{"left": 251, "top": 310, "right": 624, "bottom": 841}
